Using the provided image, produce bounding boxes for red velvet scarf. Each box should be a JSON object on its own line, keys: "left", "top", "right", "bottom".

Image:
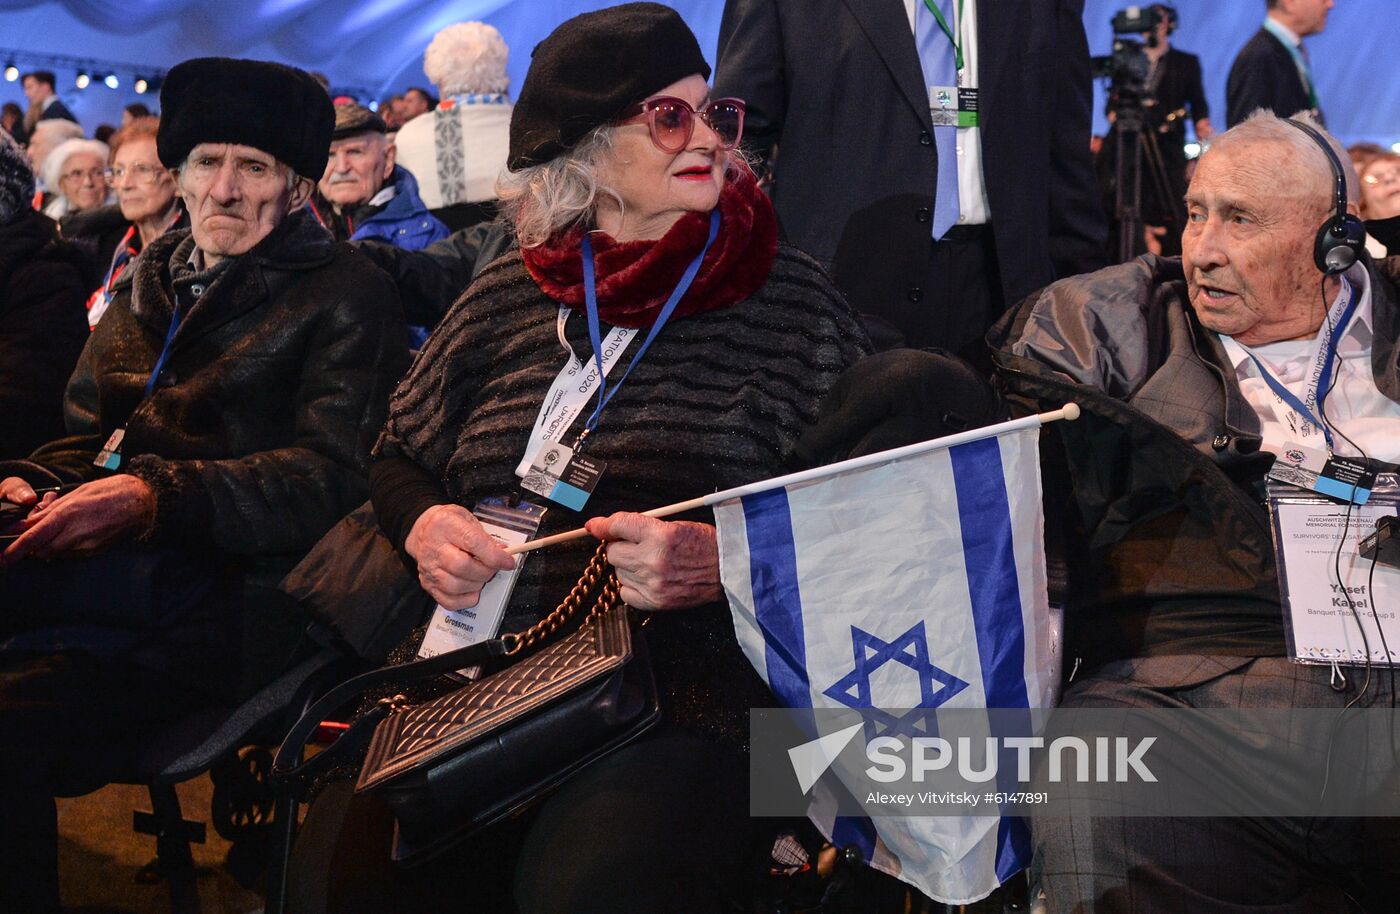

{"left": 521, "top": 167, "right": 779, "bottom": 328}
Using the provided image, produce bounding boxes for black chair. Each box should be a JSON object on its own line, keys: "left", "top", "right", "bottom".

{"left": 114, "top": 633, "right": 358, "bottom": 914}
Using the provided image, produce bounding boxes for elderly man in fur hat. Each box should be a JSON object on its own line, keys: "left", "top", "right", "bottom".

{"left": 0, "top": 57, "right": 409, "bottom": 912}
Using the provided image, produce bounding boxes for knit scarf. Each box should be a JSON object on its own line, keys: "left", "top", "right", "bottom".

{"left": 521, "top": 166, "right": 778, "bottom": 328}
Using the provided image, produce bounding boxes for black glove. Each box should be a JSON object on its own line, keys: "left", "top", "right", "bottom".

{"left": 794, "top": 348, "right": 1004, "bottom": 467}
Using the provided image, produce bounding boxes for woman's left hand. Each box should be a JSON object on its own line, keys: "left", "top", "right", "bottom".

{"left": 583, "top": 513, "right": 722, "bottom": 611}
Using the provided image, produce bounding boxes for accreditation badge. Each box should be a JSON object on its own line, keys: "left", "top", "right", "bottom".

{"left": 929, "top": 86, "right": 980, "bottom": 128}
{"left": 416, "top": 497, "right": 547, "bottom": 678}
{"left": 1269, "top": 475, "right": 1400, "bottom": 666}
{"left": 519, "top": 440, "right": 605, "bottom": 512}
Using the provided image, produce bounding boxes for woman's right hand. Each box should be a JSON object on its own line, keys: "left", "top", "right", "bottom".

{"left": 404, "top": 504, "right": 516, "bottom": 610}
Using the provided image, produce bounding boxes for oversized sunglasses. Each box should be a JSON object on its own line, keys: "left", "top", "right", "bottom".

{"left": 616, "top": 96, "right": 746, "bottom": 154}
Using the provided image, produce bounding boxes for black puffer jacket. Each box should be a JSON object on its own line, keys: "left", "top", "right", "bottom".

{"left": 0, "top": 209, "right": 92, "bottom": 459}
{"left": 1, "top": 209, "right": 411, "bottom": 579}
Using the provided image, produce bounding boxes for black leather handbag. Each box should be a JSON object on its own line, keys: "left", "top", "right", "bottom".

{"left": 273, "top": 544, "right": 660, "bottom": 863}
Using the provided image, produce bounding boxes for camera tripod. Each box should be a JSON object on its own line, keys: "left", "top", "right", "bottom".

{"left": 1109, "top": 97, "right": 1185, "bottom": 263}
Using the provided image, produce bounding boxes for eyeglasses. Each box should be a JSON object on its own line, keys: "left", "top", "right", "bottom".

{"left": 105, "top": 162, "right": 166, "bottom": 185}
{"left": 615, "top": 96, "right": 746, "bottom": 154}
{"left": 61, "top": 167, "right": 105, "bottom": 185}
{"left": 1363, "top": 167, "right": 1400, "bottom": 189}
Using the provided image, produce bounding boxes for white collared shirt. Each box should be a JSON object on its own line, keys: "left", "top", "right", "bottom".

{"left": 1219, "top": 266, "right": 1400, "bottom": 462}
{"left": 1265, "top": 14, "right": 1303, "bottom": 48}
{"left": 903, "top": 0, "right": 990, "bottom": 225}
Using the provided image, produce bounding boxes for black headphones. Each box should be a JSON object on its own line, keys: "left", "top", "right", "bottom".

{"left": 1283, "top": 118, "right": 1366, "bottom": 275}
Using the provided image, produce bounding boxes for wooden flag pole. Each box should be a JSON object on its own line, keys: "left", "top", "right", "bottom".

{"left": 504, "top": 402, "right": 1080, "bottom": 556}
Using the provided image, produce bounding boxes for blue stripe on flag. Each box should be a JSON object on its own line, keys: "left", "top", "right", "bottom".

{"left": 832, "top": 814, "right": 878, "bottom": 862}
{"left": 743, "top": 488, "right": 878, "bottom": 864}
{"left": 950, "top": 436, "right": 1034, "bottom": 883}
{"left": 742, "top": 488, "right": 810, "bottom": 706}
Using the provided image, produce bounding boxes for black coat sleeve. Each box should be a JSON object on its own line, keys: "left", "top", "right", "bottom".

{"left": 0, "top": 248, "right": 90, "bottom": 461}
{"left": 1046, "top": 0, "right": 1108, "bottom": 279}
{"left": 1183, "top": 52, "right": 1209, "bottom": 123}
{"left": 354, "top": 224, "right": 506, "bottom": 329}
{"left": 369, "top": 455, "right": 450, "bottom": 560}
{"left": 714, "top": 0, "right": 787, "bottom": 162}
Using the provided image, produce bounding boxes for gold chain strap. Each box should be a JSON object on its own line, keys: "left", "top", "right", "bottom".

{"left": 500, "top": 542, "right": 620, "bottom": 656}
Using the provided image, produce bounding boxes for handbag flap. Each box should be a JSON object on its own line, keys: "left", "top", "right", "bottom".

{"left": 355, "top": 608, "right": 633, "bottom": 792}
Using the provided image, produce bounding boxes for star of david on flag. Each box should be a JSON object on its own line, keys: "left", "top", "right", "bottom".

{"left": 714, "top": 417, "right": 1060, "bottom": 905}
{"left": 823, "top": 621, "right": 968, "bottom": 740}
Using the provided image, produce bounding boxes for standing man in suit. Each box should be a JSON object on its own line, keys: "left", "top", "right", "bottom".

{"left": 20, "top": 71, "right": 78, "bottom": 138}
{"left": 715, "top": 0, "right": 1105, "bottom": 355}
{"left": 1226, "top": 0, "right": 1333, "bottom": 127}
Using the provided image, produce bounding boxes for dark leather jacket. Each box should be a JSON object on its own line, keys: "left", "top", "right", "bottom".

{"left": 1, "top": 209, "right": 411, "bottom": 577}
{"left": 988, "top": 254, "right": 1400, "bottom": 671}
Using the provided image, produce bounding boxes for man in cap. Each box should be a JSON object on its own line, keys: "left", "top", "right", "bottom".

{"left": 310, "top": 102, "right": 447, "bottom": 252}
{"left": 0, "top": 57, "right": 409, "bottom": 912}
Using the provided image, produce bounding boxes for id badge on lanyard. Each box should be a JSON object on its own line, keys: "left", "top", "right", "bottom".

{"left": 1268, "top": 476, "right": 1400, "bottom": 667}
{"left": 513, "top": 308, "right": 637, "bottom": 508}
{"left": 416, "top": 497, "right": 548, "bottom": 679}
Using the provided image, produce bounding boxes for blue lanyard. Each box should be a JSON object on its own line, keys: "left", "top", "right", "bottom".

{"left": 579, "top": 208, "right": 720, "bottom": 441}
{"left": 1241, "top": 278, "right": 1358, "bottom": 451}
{"left": 143, "top": 303, "right": 184, "bottom": 399}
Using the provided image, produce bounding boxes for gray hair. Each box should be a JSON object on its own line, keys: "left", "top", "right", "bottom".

{"left": 495, "top": 126, "right": 621, "bottom": 249}
{"left": 424, "top": 22, "right": 510, "bottom": 97}
{"left": 1210, "top": 109, "right": 1359, "bottom": 206}
{"left": 496, "top": 125, "right": 755, "bottom": 248}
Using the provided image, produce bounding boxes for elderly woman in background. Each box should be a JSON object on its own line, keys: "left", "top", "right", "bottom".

{"left": 71, "top": 116, "right": 186, "bottom": 326}
{"left": 39, "top": 137, "right": 111, "bottom": 220}
{"left": 286, "top": 5, "right": 869, "bottom": 913}
{"left": 1360, "top": 153, "right": 1400, "bottom": 257}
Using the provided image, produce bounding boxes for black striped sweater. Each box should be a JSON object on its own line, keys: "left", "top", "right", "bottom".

{"left": 373, "top": 244, "right": 870, "bottom": 743}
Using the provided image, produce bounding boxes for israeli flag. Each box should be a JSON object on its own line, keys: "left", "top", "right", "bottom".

{"left": 714, "top": 420, "right": 1058, "bottom": 904}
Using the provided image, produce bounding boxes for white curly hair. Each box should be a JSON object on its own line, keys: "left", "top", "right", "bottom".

{"left": 423, "top": 22, "right": 510, "bottom": 97}
{"left": 41, "top": 137, "right": 110, "bottom": 192}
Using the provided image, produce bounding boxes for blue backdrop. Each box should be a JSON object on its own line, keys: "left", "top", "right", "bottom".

{"left": 0, "top": 0, "right": 1396, "bottom": 148}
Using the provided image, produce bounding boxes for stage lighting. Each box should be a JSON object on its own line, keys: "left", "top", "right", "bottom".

{"left": 134, "top": 77, "right": 149, "bottom": 94}
{"left": 3, "top": 63, "right": 17, "bottom": 82}
{"left": 75, "top": 71, "right": 90, "bottom": 89}
{"left": 104, "top": 73, "right": 119, "bottom": 89}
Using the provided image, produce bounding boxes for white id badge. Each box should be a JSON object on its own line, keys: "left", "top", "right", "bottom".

{"left": 1269, "top": 474, "right": 1400, "bottom": 666}
{"left": 416, "top": 498, "right": 547, "bottom": 679}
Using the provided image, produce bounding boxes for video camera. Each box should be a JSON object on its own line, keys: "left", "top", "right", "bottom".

{"left": 1091, "top": 5, "right": 1165, "bottom": 103}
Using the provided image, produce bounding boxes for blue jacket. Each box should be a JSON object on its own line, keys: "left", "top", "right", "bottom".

{"left": 351, "top": 166, "right": 449, "bottom": 252}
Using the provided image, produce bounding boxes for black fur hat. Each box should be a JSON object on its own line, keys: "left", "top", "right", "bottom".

{"left": 158, "top": 57, "right": 334, "bottom": 179}
{"left": 508, "top": 2, "right": 710, "bottom": 170}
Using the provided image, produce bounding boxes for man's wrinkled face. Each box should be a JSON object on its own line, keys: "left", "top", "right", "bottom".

{"left": 1182, "top": 138, "right": 1335, "bottom": 346}
{"left": 318, "top": 133, "right": 394, "bottom": 208}
{"left": 176, "top": 142, "right": 311, "bottom": 266}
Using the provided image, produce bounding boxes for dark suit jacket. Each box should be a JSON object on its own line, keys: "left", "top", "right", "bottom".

{"left": 1152, "top": 48, "right": 1208, "bottom": 133}
{"left": 715, "top": 0, "right": 1105, "bottom": 351}
{"left": 37, "top": 97, "right": 78, "bottom": 125}
{"left": 1226, "top": 27, "right": 1313, "bottom": 127}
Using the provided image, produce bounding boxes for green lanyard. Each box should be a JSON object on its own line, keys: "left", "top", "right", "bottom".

{"left": 922, "top": 0, "right": 965, "bottom": 74}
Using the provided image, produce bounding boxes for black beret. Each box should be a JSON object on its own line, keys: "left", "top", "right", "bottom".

{"left": 332, "top": 102, "right": 388, "bottom": 141}
{"left": 508, "top": 2, "right": 711, "bottom": 170}
{"left": 158, "top": 57, "right": 334, "bottom": 179}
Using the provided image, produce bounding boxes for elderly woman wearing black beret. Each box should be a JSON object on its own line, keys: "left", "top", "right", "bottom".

{"left": 286, "top": 4, "right": 869, "bottom": 912}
